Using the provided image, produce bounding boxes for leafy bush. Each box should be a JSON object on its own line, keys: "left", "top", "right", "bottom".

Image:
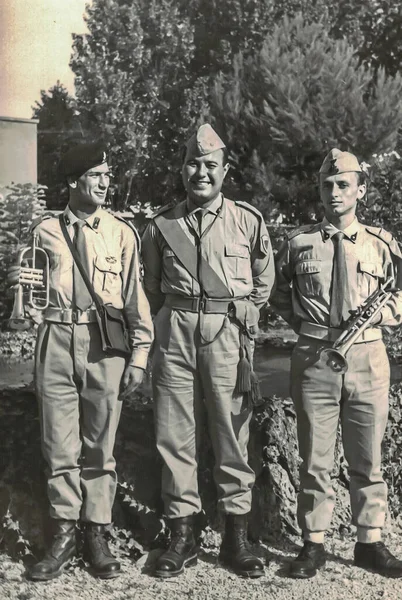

{"left": 358, "top": 151, "right": 402, "bottom": 242}
{"left": 383, "top": 382, "right": 402, "bottom": 522}
{"left": 0, "top": 184, "right": 47, "bottom": 323}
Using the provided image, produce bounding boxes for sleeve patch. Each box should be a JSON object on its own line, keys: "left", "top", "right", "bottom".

{"left": 260, "top": 235, "right": 270, "bottom": 255}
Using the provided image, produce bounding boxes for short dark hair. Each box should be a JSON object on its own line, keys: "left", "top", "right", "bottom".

{"left": 357, "top": 171, "right": 367, "bottom": 186}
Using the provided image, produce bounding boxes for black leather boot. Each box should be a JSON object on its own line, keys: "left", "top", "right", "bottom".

{"left": 28, "top": 519, "right": 77, "bottom": 581}
{"left": 154, "top": 516, "right": 198, "bottom": 578}
{"left": 354, "top": 542, "right": 402, "bottom": 577}
{"left": 219, "top": 514, "right": 264, "bottom": 578}
{"left": 289, "top": 541, "right": 326, "bottom": 579}
{"left": 84, "top": 523, "right": 121, "bottom": 579}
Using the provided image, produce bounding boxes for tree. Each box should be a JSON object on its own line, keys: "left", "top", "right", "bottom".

{"left": 68, "top": 0, "right": 288, "bottom": 208}
{"left": 32, "top": 82, "right": 87, "bottom": 209}
{"left": 70, "top": 0, "right": 197, "bottom": 209}
{"left": 271, "top": 1, "right": 402, "bottom": 77}
{"left": 211, "top": 15, "right": 402, "bottom": 223}
{"left": 352, "top": 0, "right": 402, "bottom": 77}
{"left": 67, "top": 0, "right": 402, "bottom": 214}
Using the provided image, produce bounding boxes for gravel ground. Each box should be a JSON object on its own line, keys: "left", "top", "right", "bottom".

{"left": 2, "top": 534, "right": 402, "bottom": 600}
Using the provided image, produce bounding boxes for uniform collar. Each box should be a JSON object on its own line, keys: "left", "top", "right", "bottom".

{"left": 320, "top": 217, "right": 360, "bottom": 243}
{"left": 63, "top": 205, "right": 102, "bottom": 231}
{"left": 186, "top": 193, "right": 224, "bottom": 217}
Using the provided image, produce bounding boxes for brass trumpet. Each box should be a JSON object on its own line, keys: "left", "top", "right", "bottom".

{"left": 320, "top": 276, "right": 395, "bottom": 374}
{"left": 8, "top": 233, "right": 50, "bottom": 330}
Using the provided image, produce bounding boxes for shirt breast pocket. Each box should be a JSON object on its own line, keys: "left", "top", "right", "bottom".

{"left": 225, "top": 243, "right": 251, "bottom": 282}
{"left": 94, "top": 256, "right": 122, "bottom": 296}
{"left": 358, "top": 261, "right": 384, "bottom": 298}
{"left": 295, "top": 259, "right": 323, "bottom": 297}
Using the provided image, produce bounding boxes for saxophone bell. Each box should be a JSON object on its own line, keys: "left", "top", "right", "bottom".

{"left": 320, "top": 348, "right": 348, "bottom": 374}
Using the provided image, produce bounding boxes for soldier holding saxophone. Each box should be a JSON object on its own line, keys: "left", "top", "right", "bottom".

{"left": 271, "top": 149, "right": 402, "bottom": 579}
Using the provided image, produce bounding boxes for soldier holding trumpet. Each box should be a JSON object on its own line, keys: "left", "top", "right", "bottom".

{"left": 271, "top": 149, "right": 402, "bottom": 579}
{"left": 8, "top": 142, "right": 153, "bottom": 581}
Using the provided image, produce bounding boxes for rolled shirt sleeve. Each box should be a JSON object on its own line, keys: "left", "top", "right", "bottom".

{"left": 377, "top": 239, "right": 402, "bottom": 327}
{"left": 269, "top": 239, "right": 301, "bottom": 332}
{"left": 121, "top": 229, "right": 154, "bottom": 369}
{"left": 249, "top": 219, "right": 275, "bottom": 310}
{"left": 141, "top": 221, "right": 166, "bottom": 315}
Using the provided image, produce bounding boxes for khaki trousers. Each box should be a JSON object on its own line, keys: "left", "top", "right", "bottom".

{"left": 35, "top": 321, "right": 126, "bottom": 523}
{"left": 152, "top": 306, "right": 255, "bottom": 518}
{"left": 291, "top": 335, "right": 390, "bottom": 534}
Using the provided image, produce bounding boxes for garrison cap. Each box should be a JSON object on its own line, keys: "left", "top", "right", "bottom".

{"left": 185, "top": 124, "right": 226, "bottom": 157}
{"left": 319, "top": 148, "right": 362, "bottom": 175}
{"left": 59, "top": 141, "right": 108, "bottom": 179}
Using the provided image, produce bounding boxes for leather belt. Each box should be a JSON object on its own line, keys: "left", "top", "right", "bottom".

{"left": 165, "top": 294, "right": 241, "bottom": 314}
{"left": 44, "top": 307, "right": 98, "bottom": 324}
{"left": 299, "top": 321, "right": 382, "bottom": 343}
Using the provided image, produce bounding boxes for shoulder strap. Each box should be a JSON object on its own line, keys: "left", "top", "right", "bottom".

{"left": 287, "top": 223, "right": 317, "bottom": 240}
{"left": 154, "top": 213, "right": 231, "bottom": 298}
{"left": 58, "top": 215, "right": 103, "bottom": 314}
{"left": 114, "top": 214, "right": 141, "bottom": 250}
{"left": 153, "top": 204, "right": 175, "bottom": 217}
{"left": 365, "top": 225, "right": 393, "bottom": 245}
{"left": 234, "top": 200, "right": 263, "bottom": 219}
{"left": 30, "top": 214, "right": 52, "bottom": 233}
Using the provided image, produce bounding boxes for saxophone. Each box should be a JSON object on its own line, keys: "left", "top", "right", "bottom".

{"left": 320, "top": 276, "right": 395, "bottom": 374}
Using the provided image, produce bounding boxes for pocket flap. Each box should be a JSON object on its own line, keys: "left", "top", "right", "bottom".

{"left": 359, "top": 262, "right": 383, "bottom": 277}
{"left": 295, "top": 260, "right": 321, "bottom": 275}
{"left": 103, "top": 304, "right": 125, "bottom": 322}
{"left": 95, "top": 256, "right": 122, "bottom": 274}
{"left": 225, "top": 243, "right": 249, "bottom": 258}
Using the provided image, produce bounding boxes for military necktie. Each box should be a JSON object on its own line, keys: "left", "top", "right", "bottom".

{"left": 329, "top": 231, "right": 350, "bottom": 327}
{"left": 195, "top": 209, "right": 207, "bottom": 290}
{"left": 195, "top": 208, "right": 208, "bottom": 237}
{"left": 73, "top": 220, "right": 92, "bottom": 310}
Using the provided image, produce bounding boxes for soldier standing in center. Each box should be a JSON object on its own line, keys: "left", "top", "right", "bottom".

{"left": 142, "top": 124, "right": 274, "bottom": 579}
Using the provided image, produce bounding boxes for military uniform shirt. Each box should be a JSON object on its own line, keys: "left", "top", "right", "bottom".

{"left": 142, "top": 195, "right": 275, "bottom": 314}
{"left": 271, "top": 217, "right": 402, "bottom": 331}
{"left": 34, "top": 206, "right": 153, "bottom": 369}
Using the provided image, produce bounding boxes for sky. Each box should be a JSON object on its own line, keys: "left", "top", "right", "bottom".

{"left": 0, "top": 0, "right": 90, "bottom": 119}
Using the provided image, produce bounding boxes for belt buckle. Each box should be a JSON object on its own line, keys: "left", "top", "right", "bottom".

{"left": 199, "top": 297, "right": 206, "bottom": 312}
{"left": 71, "top": 310, "right": 79, "bottom": 323}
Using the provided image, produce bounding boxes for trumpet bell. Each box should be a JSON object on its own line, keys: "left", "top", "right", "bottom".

{"left": 320, "top": 348, "right": 348, "bottom": 374}
{"left": 7, "top": 285, "right": 33, "bottom": 330}
{"left": 7, "top": 316, "right": 32, "bottom": 331}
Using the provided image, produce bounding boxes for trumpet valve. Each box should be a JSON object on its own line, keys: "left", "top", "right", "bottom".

{"left": 19, "top": 267, "right": 44, "bottom": 287}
